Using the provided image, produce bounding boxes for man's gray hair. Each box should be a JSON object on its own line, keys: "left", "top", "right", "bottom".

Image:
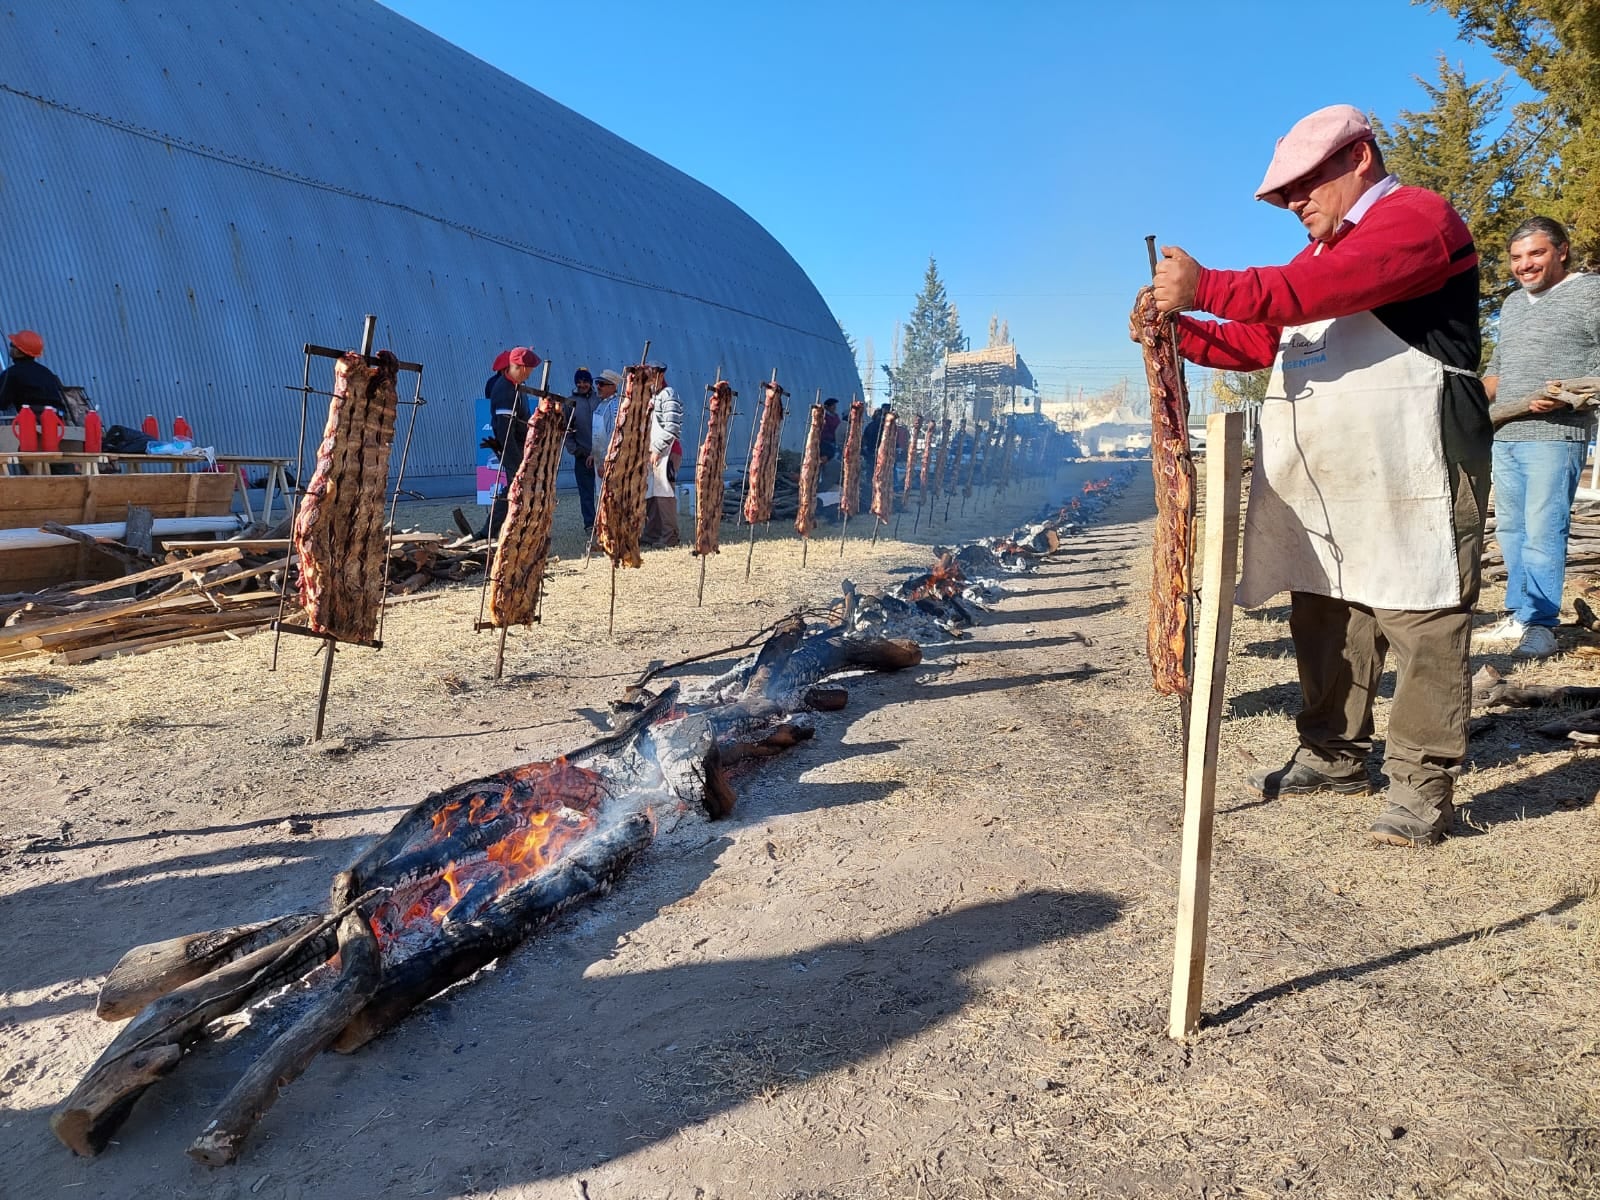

{"left": 1509, "top": 215, "right": 1570, "bottom": 248}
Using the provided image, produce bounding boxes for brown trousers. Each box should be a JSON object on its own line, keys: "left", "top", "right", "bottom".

{"left": 1289, "top": 460, "right": 1489, "bottom": 816}
{"left": 643, "top": 495, "right": 679, "bottom": 545}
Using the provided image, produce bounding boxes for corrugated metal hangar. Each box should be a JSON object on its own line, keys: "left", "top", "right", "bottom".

{"left": 0, "top": 0, "right": 859, "bottom": 493}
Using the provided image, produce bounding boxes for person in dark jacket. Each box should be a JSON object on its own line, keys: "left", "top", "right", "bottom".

{"left": 861, "top": 403, "right": 890, "bottom": 465}
{"left": 0, "top": 330, "right": 66, "bottom": 419}
{"left": 566, "top": 367, "right": 600, "bottom": 536}
{"left": 480, "top": 345, "right": 540, "bottom": 538}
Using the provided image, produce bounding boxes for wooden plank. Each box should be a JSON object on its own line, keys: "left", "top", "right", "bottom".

{"left": 0, "top": 547, "right": 123, "bottom": 593}
{"left": 124, "top": 505, "right": 155, "bottom": 556}
{"left": 10, "top": 606, "right": 278, "bottom": 653}
{"left": 67, "top": 547, "right": 242, "bottom": 597}
{"left": 158, "top": 532, "right": 447, "bottom": 552}
{"left": 51, "top": 628, "right": 251, "bottom": 666}
{"left": 1169, "top": 410, "right": 1244, "bottom": 1041}
{"left": 0, "top": 474, "right": 236, "bottom": 529}
{"left": 0, "top": 590, "right": 279, "bottom": 650}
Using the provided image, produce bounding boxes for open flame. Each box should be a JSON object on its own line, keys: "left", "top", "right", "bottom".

{"left": 907, "top": 552, "right": 967, "bottom": 601}
{"left": 369, "top": 758, "right": 614, "bottom": 949}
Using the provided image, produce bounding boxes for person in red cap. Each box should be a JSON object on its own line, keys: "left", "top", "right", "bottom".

{"left": 479, "top": 345, "right": 541, "bottom": 538}
{"left": 0, "top": 329, "right": 66, "bottom": 420}
{"left": 1146, "top": 103, "right": 1490, "bottom": 847}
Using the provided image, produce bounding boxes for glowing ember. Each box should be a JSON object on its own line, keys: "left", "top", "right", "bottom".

{"left": 907, "top": 553, "right": 968, "bottom": 601}
{"left": 368, "top": 759, "right": 611, "bottom": 948}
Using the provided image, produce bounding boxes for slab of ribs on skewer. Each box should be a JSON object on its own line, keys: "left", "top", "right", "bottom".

{"left": 870, "top": 411, "right": 897, "bottom": 521}
{"left": 1132, "top": 286, "right": 1194, "bottom": 697}
{"left": 595, "top": 365, "right": 656, "bottom": 569}
{"left": 839, "top": 398, "right": 865, "bottom": 517}
{"left": 743, "top": 381, "right": 786, "bottom": 525}
{"left": 796, "top": 401, "right": 826, "bottom": 538}
{"left": 293, "top": 350, "right": 400, "bottom": 645}
{"left": 486, "top": 394, "right": 566, "bottom": 627}
{"left": 694, "top": 380, "right": 736, "bottom": 555}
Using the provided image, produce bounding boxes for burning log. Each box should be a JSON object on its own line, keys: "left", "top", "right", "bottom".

{"left": 839, "top": 398, "right": 866, "bottom": 518}
{"left": 293, "top": 351, "right": 400, "bottom": 644}
{"left": 870, "top": 411, "right": 898, "bottom": 523}
{"left": 188, "top": 877, "right": 379, "bottom": 1166}
{"left": 1133, "top": 286, "right": 1194, "bottom": 698}
{"left": 694, "top": 381, "right": 736, "bottom": 556}
{"left": 742, "top": 381, "right": 786, "bottom": 525}
{"left": 96, "top": 912, "right": 323, "bottom": 1021}
{"left": 795, "top": 402, "right": 826, "bottom": 540}
{"left": 486, "top": 395, "right": 566, "bottom": 628}
{"left": 50, "top": 907, "right": 346, "bottom": 1156}
{"left": 595, "top": 366, "right": 656, "bottom": 570}
{"left": 54, "top": 614, "right": 924, "bottom": 1165}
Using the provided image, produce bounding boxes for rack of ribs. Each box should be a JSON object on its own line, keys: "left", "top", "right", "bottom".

{"left": 486, "top": 395, "right": 566, "bottom": 628}
{"left": 594, "top": 365, "right": 656, "bottom": 569}
{"left": 293, "top": 350, "right": 400, "bottom": 644}
{"left": 694, "top": 380, "right": 736, "bottom": 556}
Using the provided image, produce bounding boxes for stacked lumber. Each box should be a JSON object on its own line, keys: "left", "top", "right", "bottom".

{"left": 0, "top": 557, "right": 285, "bottom": 665}
{"left": 0, "top": 532, "right": 486, "bottom": 665}
{"left": 1481, "top": 497, "right": 1600, "bottom": 583}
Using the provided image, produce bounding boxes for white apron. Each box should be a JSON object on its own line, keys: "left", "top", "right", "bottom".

{"left": 645, "top": 450, "right": 673, "bottom": 499}
{"left": 1237, "top": 308, "right": 1462, "bottom": 612}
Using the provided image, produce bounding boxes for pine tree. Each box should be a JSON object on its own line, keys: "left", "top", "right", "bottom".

{"left": 1424, "top": 0, "right": 1599, "bottom": 267}
{"left": 886, "top": 257, "right": 966, "bottom": 419}
{"left": 1372, "top": 56, "right": 1540, "bottom": 314}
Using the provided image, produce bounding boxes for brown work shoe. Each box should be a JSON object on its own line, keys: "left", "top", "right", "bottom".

{"left": 1248, "top": 758, "right": 1371, "bottom": 798}
{"left": 1368, "top": 799, "right": 1454, "bottom": 847}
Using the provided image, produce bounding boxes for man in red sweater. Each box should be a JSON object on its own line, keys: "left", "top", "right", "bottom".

{"left": 1151, "top": 104, "right": 1491, "bottom": 846}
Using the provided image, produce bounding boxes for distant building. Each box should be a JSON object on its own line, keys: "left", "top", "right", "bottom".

{"left": 0, "top": 0, "right": 858, "bottom": 493}
{"left": 931, "top": 345, "right": 1037, "bottom": 424}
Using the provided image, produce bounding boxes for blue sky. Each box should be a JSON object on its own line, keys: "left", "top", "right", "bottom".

{"left": 380, "top": 0, "right": 1514, "bottom": 402}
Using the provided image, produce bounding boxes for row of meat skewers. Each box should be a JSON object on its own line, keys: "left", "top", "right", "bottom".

{"left": 475, "top": 368, "right": 1053, "bottom": 638}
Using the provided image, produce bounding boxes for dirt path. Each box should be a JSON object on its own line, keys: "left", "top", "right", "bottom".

{"left": 2, "top": 467, "right": 1596, "bottom": 1199}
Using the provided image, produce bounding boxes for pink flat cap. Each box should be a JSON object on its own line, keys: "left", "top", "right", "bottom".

{"left": 1255, "top": 104, "right": 1373, "bottom": 206}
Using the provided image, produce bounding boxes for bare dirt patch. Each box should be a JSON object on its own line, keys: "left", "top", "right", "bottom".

{"left": 1, "top": 465, "right": 1596, "bottom": 1200}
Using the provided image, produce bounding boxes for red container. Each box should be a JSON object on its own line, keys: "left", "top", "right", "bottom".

{"left": 83, "top": 410, "right": 103, "bottom": 453}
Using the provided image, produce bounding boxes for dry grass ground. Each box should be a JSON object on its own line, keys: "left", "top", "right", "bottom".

{"left": 0, "top": 464, "right": 1595, "bottom": 1200}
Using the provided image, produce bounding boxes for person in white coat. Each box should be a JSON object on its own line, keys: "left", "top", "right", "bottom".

{"left": 642, "top": 363, "right": 683, "bottom": 547}
{"left": 590, "top": 370, "right": 622, "bottom": 479}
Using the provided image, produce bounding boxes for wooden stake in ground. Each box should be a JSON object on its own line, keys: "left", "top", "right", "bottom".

{"left": 913, "top": 416, "right": 937, "bottom": 531}
{"left": 838, "top": 397, "right": 866, "bottom": 555}
{"left": 896, "top": 414, "right": 922, "bottom": 538}
{"left": 1168, "top": 410, "right": 1244, "bottom": 1040}
{"left": 960, "top": 420, "right": 986, "bottom": 515}
{"left": 932, "top": 416, "right": 958, "bottom": 523}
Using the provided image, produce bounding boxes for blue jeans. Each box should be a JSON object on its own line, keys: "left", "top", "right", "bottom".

{"left": 572, "top": 454, "right": 596, "bottom": 529}
{"left": 1491, "top": 439, "right": 1587, "bottom": 627}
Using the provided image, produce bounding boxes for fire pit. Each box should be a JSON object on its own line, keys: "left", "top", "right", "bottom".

{"left": 50, "top": 472, "right": 1131, "bottom": 1167}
